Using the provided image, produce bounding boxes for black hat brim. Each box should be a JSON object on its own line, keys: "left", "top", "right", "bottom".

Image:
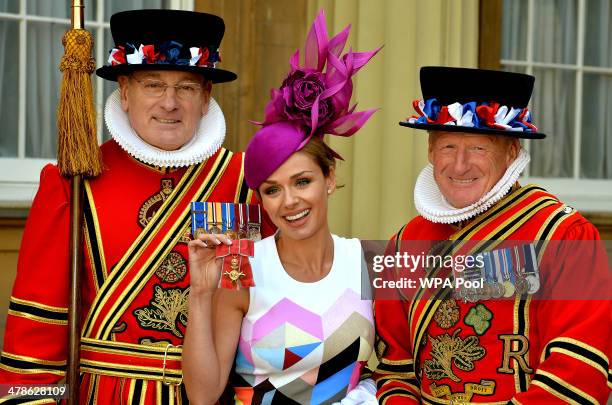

{"left": 96, "top": 64, "right": 237, "bottom": 83}
{"left": 399, "top": 120, "right": 546, "bottom": 139}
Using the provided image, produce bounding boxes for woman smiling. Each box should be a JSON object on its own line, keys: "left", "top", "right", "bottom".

{"left": 182, "top": 11, "right": 381, "bottom": 405}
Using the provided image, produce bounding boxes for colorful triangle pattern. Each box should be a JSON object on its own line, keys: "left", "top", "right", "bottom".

{"left": 283, "top": 349, "right": 302, "bottom": 369}
{"left": 287, "top": 342, "right": 320, "bottom": 359}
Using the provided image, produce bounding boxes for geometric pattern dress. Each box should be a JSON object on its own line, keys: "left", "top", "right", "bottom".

{"left": 231, "top": 235, "right": 374, "bottom": 405}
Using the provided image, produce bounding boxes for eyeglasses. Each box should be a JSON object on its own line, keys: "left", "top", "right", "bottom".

{"left": 131, "top": 77, "right": 204, "bottom": 101}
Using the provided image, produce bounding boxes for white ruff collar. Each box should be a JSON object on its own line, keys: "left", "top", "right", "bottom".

{"left": 104, "top": 89, "right": 226, "bottom": 167}
{"left": 414, "top": 148, "right": 531, "bottom": 224}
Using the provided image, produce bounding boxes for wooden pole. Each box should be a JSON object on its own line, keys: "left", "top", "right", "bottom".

{"left": 67, "top": 3, "right": 84, "bottom": 402}
{"left": 67, "top": 176, "right": 83, "bottom": 404}
{"left": 60, "top": 1, "right": 102, "bottom": 403}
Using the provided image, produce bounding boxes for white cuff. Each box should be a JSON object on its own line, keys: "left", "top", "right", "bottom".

{"left": 332, "top": 378, "right": 378, "bottom": 405}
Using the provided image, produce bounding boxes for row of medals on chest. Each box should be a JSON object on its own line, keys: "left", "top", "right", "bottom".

{"left": 450, "top": 251, "right": 540, "bottom": 302}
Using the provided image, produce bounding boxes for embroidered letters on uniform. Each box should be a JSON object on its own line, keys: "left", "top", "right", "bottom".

{"left": 497, "top": 334, "right": 534, "bottom": 374}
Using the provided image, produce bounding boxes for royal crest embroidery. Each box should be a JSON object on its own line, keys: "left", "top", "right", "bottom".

{"left": 155, "top": 251, "right": 187, "bottom": 283}
{"left": 464, "top": 303, "right": 493, "bottom": 336}
{"left": 138, "top": 178, "right": 174, "bottom": 228}
{"left": 434, "top": 299, "right": 460, "bottom": 329}
{"left": 133, "top": 285, "right": 189, "bottom": 338}
{"left": 424, "top": 328, "right": 486, "bottom": 382}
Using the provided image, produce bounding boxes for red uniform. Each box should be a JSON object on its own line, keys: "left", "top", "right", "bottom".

{"left": 374, "top": 184, "right": 611, "bottom": 404}
{"left": 0, "top": 140, "right": 273, "bottom": 404}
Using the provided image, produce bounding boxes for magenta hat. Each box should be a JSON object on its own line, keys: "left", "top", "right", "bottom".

{"left": 244, "top": 10, "right": 381, "bottom": 190}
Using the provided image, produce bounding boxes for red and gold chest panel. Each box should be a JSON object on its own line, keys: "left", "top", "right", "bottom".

{"left": 80, "top": 141, "right": 252, "bottom": 346}
{"left": 393, "top": 185, "right": 586, "bottom": 403}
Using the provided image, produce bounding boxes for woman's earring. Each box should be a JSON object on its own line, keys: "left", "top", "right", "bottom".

{"left": 327, "top": 188, "right": 332, "bottom": 194}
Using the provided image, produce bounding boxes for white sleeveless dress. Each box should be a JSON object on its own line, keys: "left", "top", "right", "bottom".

{"left": 230, "top": 234, "right": 374, "bottom": 405}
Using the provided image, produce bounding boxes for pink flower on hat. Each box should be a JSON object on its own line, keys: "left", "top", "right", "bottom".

{"left": 255, "top": 9, "right": 382, "bottom": 145}
{"left": 245, "top": 10, "right": 381, "bottom": 190}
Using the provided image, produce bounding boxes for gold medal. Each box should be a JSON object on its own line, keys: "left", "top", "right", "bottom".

{"left": 224, "top": 256, "right": 245, "bottom": 282}
{"left": 224, "top": 229, "right": 238, "bottom": 240}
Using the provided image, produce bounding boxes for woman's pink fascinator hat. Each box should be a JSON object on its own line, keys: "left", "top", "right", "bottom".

{"left": 244, "top": 10, "right": 381, "bottom": 189}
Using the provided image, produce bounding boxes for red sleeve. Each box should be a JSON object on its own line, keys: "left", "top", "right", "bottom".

{"left": 512, "top": 222, "right": 612, "bottom": 404}
{"left": 373, "top": 299, "right": 420, "bottom": 404}
{"left": 0, "top": 164, "right": 70, "bottom": 388}
{"left": 373, "top": 234, "right": 420, "bottom": 404}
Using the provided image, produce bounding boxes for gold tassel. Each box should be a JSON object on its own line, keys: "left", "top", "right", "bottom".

{"left": 57, "top": 28, "right": 103, "bottom": 177}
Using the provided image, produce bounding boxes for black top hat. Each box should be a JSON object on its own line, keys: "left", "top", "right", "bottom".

{"left": 399, "top": 66, "right": 545, "bottom": 138}
{"left": 96, "top": 9, "right": 237, "bottom": 83}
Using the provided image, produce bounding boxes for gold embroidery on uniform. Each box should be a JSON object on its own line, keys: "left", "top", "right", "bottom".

{"left": 139, "top": 179, "right": 175, "bottom": 228}
{"left": 127, "top": 378, "right": 136, "bottom": 404}
{"left": 0, "top": 363, "right": 65, "bottom": 376}
{"left": 430, "top": 379, "right": 496, "bottom": 402}
{"left": 140, "top": 380, "right": 149, "bottom": 405}
{"left": 1, "top": 351, "right": 66, "bottom": 366}
{"left": 81, "top": 337, "right": 181, "bottom": 361}
{"left": 111, "top": 321, "right": 127, "bottom": 334}
{"left": 133, "top": 286, "right": 189, "bottom": 338}
{"left": 140, "top": 338, "right": 173, "bottom": 347}
{"left": 433, "top": 299, "right": 460, "bottom": 329}
{"left": 7, "top": 310, "right": 68, "bottom": 326}
{"left": 85, "top": 181, "right": 109, "bottom": 279}
{"left": 375, "top": 335, "right": 387, "bottom": 359}
{"left": 512, "top": 296, "right": 522, "bottom": 392}
{"left": 156, "top": 380, "right": 163, "bottom": 404}
{"left": 96, "top": 150, "right": 232, "bottom": 340}
{"left": 9, "top": 296, "right": 68, "bottom": 313}
{"left": 424, "top": 329, "right": 486, "bottom": 382}
{"left": 497, "top": 334, "right": 534, "bottom": 374}
{"left": 82, "top": 161, "right": 201, "bottom": 338}
{"left": 540, "top": 336, "right": 610, "bottom": 377}
{"left": 532, "top": 369, "right": 599, "bottom": 404}
{"left": 79, "top": 359, "right": 182, "bottom": 379}
{"left": 410, "top": 189, "right": 556, "bottom": 369}
{"left": 155, "top": 251, "right": 187, "bottom": 283}
{"left": 179, "top": 224, "right": 192, "bottom": 244}
{"left": 234, "top": 154, "right": 246, "bottom": 203}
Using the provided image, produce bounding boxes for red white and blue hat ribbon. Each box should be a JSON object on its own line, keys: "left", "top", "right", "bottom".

{"left": 106, "top": 40, "right": 220, "bottom": 68}
{"left": 408, "top": 98, "right": 538, "bottom": 133}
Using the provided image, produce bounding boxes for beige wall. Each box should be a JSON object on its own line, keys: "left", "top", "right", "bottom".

{"left": 0, "top": 220, "right": 23, "bottom": 351}
{"left": 194, "top": 0, "right": 310, "bottom": 152}
{"left": 307, "top": 0, "right": 480, "bottom": 239}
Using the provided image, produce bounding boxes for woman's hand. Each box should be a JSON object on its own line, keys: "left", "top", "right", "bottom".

{"left": 188, "top": 233, "right": 233, "bottom": 295}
